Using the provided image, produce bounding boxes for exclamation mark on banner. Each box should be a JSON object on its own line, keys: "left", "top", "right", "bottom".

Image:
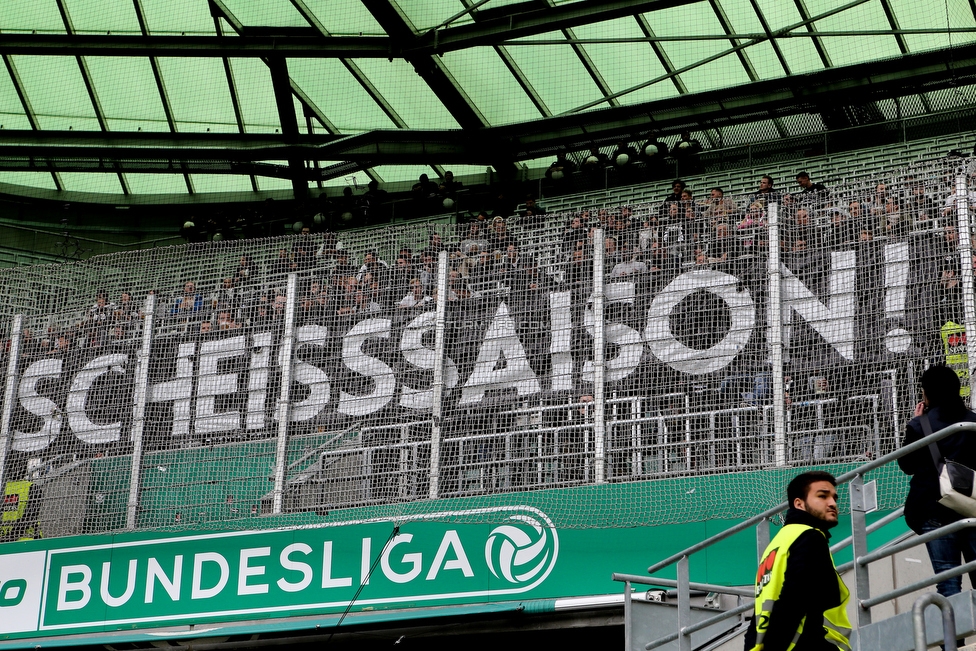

{"left": 884, "top": 241, "right": 912, "bottom": 353}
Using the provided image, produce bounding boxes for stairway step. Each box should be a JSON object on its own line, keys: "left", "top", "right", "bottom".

{"left": 857, "top": 590, "right": 976, "bottom": 651}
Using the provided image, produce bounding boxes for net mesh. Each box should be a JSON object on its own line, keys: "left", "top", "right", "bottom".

{"left": 1, "top": 153, "right": 975, "bottom": 537}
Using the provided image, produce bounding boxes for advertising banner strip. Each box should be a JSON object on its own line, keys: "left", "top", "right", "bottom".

{"left": 2, "top": 506, "right": 560, "bottom": 635}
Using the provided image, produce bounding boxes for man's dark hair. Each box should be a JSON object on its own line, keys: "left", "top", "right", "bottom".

{"left": 762, "top": 175, "right": 775, "bottom": 186}
{"left": 796, "top": 171, "right": 810, "bottom": 180}
{"left": 672, "top": 179, "right": 686, "bottom": 190}
{"left": 710, "top": 187, "right": 724, "bottom": 196}
{"left": 921, "top": 365, "right": 967, "bottom": 419}
{"left": 787, "top": 471, "right": 837, "bottom": 504}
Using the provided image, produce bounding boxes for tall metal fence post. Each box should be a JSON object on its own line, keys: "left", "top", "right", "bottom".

{"left": 756, "top": 516, "right": 770, "bottom": 564}
{"left": 624, "top": 580, "right": 633, "bottom": 651}
{"left": 849, "top": 474, "right": 872, "bottom": 627}
{"left": 126, "top": 293, "right": 156, "bottom": 529}
{"left": 429, "top": 250, "right": 449, "bottom": 499}
{"left": 272, "top": 273, "right": 299, "bottom": 514}
{"left": 766, "top": 203, "right": 787, "bottom": 466}
{"left": 955, "top": 175, "right": 976, "bottom": 400}
{"left": 592, "top": 228, "right": 607, "bottom": 484}
{"left": 677, "top": 555, "right": 692, "bottom": 651}
{"left": 0, "top": 314, "right": 24, "bottom": 490}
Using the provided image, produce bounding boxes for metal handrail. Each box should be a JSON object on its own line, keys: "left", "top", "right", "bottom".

{"left": 913, "top": 593, "right": 958, "bottom": 651}
{"left": 831, "top": 506, "right": 905, "bottom": 556}
{"left": 644, "top": 602, "right": 756, "bottom": 651}
{"left": 647, "top": 421, "right": 976, "bottom": 574}
{"left": 632, "top": 420, "right": 976, "bottom": 651}
{"left": 862, "top": 559, "right": 976, "bottom": 609}
{"left": 857, "top": 519, "right": 976, "bottom": 566}
{"left": 610, "top": 573, "right": 754, "bottom": 598}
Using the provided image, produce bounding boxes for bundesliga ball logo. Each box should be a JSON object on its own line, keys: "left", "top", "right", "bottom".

{"left": 485, "top": 511, "right": 559, "bottom": 585}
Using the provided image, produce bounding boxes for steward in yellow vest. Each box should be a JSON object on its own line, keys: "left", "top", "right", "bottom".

{"left": 745, "top": 471, "right": 852, "bottom": 651}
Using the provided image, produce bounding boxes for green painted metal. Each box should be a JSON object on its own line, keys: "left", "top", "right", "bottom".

{"left": 0, "top": 465, "right": 911, "bottom": 645}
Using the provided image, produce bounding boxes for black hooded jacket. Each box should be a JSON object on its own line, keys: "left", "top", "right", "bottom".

{"left": 899, "top": 404, "right": 976, "bottom": 533}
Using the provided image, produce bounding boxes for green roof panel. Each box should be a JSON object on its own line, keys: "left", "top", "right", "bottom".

{"left": 190, "top": 173, "right": 256, "bottom": 194}
{"left": 304, "top": 0, "right": 383, "bottom": 35}
{"left": 0, "top": 172, "right": 58, "bottom": 190}
{"left": 3, "top": 0, "right": 65, "bottom": 34}
{"left": 351, "top": 58, "right": 462, "bottom": 129}
{"left": 507, "top": 34, "right": 608, "bottom": 116}
{"left": 12, "top": 56, "right": 99, "bottom": 131}
{"left": 141, "top": 0, "right": 218, "bottom": 36}
{"left": 231, "top": 57, "right": 288, "bottom": 134}
{"left": 85, "top": 57, "right": 170, "bottom": 132}
{"left": 396, "top": 0, "right": 468, "bottom": 32}
{"left": 58, "top": 172, "right": 123, "bottom": 194}
{"left": 441, "top": 48, "right": 545, "bottom": 124}
{"left": 62, "top": 0, "right": 140, "bottom": 34}
{"left": 218, "top": 0, "right": 309, "bottom": 28}
{"left": 161, "top": 57, "right": 253, "bottom": 133}
{"left": 124, "top": 173, "right": 191, "bottom": 195}
{"left": 807, "top": 0, "right": 902, "bottom": 66}
{"left": 573, "top": 19, "right": 681, "bottom": 106}
{"left": 288, "top": 58, "right": 398, "bottom": 133}
{"left": 0, "top": 67, "right": 31, "bottom": 130}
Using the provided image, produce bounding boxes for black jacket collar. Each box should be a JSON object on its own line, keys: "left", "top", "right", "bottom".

{"left": 784, "top": 506, "right": 836, "bottom": 537}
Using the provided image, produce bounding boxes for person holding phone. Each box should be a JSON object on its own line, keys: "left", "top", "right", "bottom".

{"left": 899, "top": 365, "right": 976, "bottom": 602}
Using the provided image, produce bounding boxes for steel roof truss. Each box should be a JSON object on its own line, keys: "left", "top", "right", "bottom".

{"left": 212, "top": 14, "right": 258, "bottom": 192}
{"left": 134, "top": 0, "right": 194, "bottom": 193}
{"left": 56, "top": 0, "right": 129, "bottom": 195}
{"left": 1, "top": 55, "right": 62, "bottom": 190}
{"left": 708, "top": 0, "right": 787, "bottom": 139}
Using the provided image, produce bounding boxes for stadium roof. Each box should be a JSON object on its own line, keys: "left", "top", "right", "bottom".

{"left": 2, "top": 0, "right": 976, "bottom": 201}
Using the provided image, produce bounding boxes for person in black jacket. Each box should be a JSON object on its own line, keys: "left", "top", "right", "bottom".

{"left": 744, "top": 471, "right": 849, "bottom": 651}
{"left": 899, "top": 365, "right": 976, "bottom": 598}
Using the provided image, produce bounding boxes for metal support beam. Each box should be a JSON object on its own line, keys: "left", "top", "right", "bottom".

{"left": 635, "top": 14, "right": 688, "bottom": 96}
{"left": 849, "top": 474, "right": 872, "bottom": 628}
{"left": 213, "top": 12, "right": 258, "bottom": 192}
{"left": 126, "top": 292, "right": 155, "bottom": 529}
{"left": 361, "top": 0, "right": 487, "bottom": 131}
{"left": 413, "top": 0, "right": 703, "bottom": 55}
{"left": 2, "top": 55, "right": 62, "bottom": 190}
{"left": 792, "top": 0, "right": 833, "bottom": 69}
{"left": 57, "top": 0, "right": 130, "bottom": 195}
{"left": 2, "top": 42, "right": 976, "bottom": 172}
{"left": 267, "top": 57, "right": 307, "bottom": 199}
{"left": 709, "top": 0, "right": 788, "bottom": 138}
{"left": 0, "top": 315, "right": 23, "bottom": 491}
{"left": 4, "top": 28, "right": 975, "bottom": 59}
{"left": 0, "top": 33, "right": 391, "bottom": 58}
{"left": 133, "top": 0, "right": 194, "bottom": 193}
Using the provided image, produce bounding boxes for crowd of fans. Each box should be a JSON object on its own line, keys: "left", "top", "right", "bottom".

{"left": 14, "top": 154, "right": 976, "bottom": 488}
{"left": 37, "top": 159, "right": 971, "bottom": 364}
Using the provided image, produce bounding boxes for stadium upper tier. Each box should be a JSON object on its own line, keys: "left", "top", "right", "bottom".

{"left": 0, "top": 141, "right": 973, "bottom": 539}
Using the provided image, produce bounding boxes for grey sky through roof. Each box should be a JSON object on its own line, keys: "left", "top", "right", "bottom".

{"left": 0, "top": 0, "right": 974, "bottom": 199}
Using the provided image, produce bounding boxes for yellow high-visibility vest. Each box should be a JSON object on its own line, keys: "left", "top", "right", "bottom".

{"left": 751, "top": 523, "right": 852, "bottom": 651}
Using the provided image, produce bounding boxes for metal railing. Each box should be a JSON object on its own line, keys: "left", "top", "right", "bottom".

{"left": 614, "top": 420, "right": 976, "bottom": 651}
{"left": 280, "top": 393, "right": 889, "bottom": 512}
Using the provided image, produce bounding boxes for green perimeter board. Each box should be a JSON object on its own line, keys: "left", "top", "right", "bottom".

{"left": 0, "top": 466, "right": 912, "bottom": 645}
